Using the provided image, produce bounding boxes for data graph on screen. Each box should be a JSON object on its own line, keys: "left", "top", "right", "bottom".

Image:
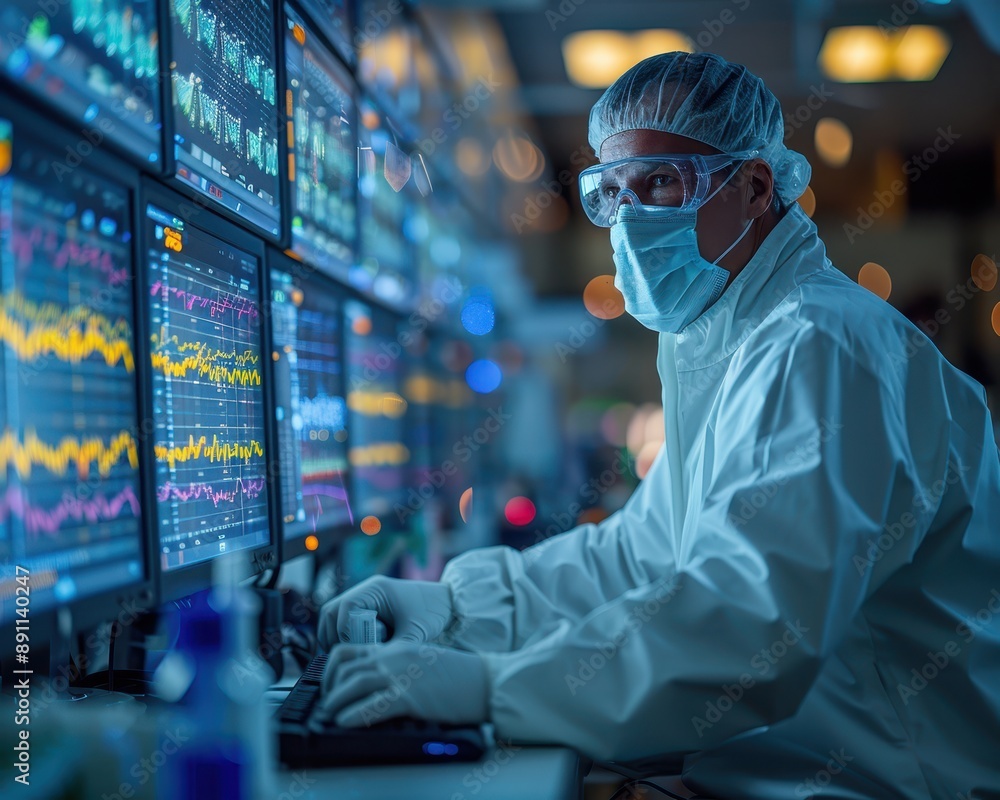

{"left": 0, "top": 120, "right": 144, "bottom": 624}
{"left": 285, "top": 3, "right": 357, "bottom": 281}
{"left": 271, "top": 267, "right": 351, "bottom": 541}
{"left": 168, "top": 0, "right": 281, "bottom": 236}
{"left": 344, "top": 299, "right": 409, "bottom": 525}
{"left": 144, "top": 204, "right": 270, "bottom": 571}
{"left": 0, "top": 0, "right": 162, "bottom": 165}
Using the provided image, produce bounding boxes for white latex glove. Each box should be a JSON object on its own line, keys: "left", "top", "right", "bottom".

{"left": 314, "top": 641, "right": 489, "bottom": 728}
{"left": 317, "top": 576, "right": 454, "bottom": 648}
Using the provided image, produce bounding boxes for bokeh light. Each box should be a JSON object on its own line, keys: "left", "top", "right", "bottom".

{"left": 636, "top": 441, "right": 661, "bottom": 479}
{"left": 360, "top": 516, "right": 381, "bottom": 535}
{"left": 600, "top": 402, "right": 636, "bottom": 447}
{"left": 858, "top": 262, "right": 892, "bottom": 300}
{"left": 459, "top": 487, "right": 473, "bottom": 523}
{"left": 456, "top": 137, "right": 490, "bottom": 177}
{"left": 465, "top": 359, "right": 502, "bottom": 393}
{"left": 814, "top": 118, "right": 853, "bottom": 167}
{"left": 797, "top": 186, "right": 817, "bottom": 217}
{"left": 993, "top": 302, "right": 1000, "bottom": 337}
{"left": 504, "top": 496, "right": 536, "bottom": 526}
{"left": 493, "top": 133, "right": 544, "bottom": 183}
{"left": 972, "top": 254, "right": 998, "bottom": 292}
{"left": 583, "top": 275, "right": 625, "bottom": 320}
{"left": 461, "top": 299, "right": 496, "bottom": 335}
{"left": 351, "top": 315, "right": 373, "bottom": 336}
{"left": 304, "top": 535, "right": 319, "bottom": 551}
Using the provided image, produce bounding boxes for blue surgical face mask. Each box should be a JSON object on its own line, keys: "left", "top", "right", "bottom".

{"left": 610, "top": 203, "right": 754, "bottom": 333}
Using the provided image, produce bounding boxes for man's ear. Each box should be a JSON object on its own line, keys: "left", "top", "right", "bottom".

{"left": 747, "top": 159, "right": 775, "bottom": 219}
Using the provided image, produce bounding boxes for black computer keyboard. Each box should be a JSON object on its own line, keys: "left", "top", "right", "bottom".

{"left": 275, "top": 653, "right": 488, "bottom": 767}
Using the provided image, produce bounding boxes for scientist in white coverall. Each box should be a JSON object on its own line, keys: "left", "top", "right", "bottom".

{"left": 317, "top": 53, "right": 1000, "bottom": 799}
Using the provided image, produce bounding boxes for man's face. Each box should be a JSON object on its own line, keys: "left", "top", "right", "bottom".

{"left": 598, "top": 129, "right": 752, "bottom": 263}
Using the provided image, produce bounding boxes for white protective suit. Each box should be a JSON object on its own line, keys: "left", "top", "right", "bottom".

{"left": 440, "top": 204, "right": 1000, "bottom": 799}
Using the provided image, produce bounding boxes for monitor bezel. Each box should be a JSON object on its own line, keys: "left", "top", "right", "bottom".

{"left": 0, "top": 96, "right": 158, "bottom": 653}
{"left": 138, "top": 179, "right": 279, "bottom": 605}
{"left": 266, "top": 246, "right": 355, "bottom": 561}
{"left": 159, "top": 0, "right": 288, "bottom": 246}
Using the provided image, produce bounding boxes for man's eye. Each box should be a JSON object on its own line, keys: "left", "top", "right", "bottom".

{"left": 651, "top": 174, "right": 674, "bottom": 187}
{"left": 601, "top": 185, "right": 619, "bottom": 199}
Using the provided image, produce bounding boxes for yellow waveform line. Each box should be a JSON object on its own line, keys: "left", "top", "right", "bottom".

{"left": 0, "top": 428, "right": 139, "bottom": 480}
{"left": 154, "top": 435, "right": 265, "bottom": 468}
{"left": 151, "top": 333, "right": 260, "bottom": 365}
{"left": 150, "top": 335, "right": 260, "bottom": 385}
{"left": 0, "top": 292, "right": 134, "bottom": 371}
{"left": 347, "top": 391, "right": 408, "bottom": 418}
{"left": 349, "top": 443, "right": 410, "bottom": 467}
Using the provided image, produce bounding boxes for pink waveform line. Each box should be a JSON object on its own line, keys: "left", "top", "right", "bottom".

{"left": 10, "top": 226, "right": 129, "bottom": 286}
{"left": 157, "top": 478, "right": 267, "bottom": 508}
{"left": 302, "top": 475, "right": 353, "bottom": 529}
{"left": 149, "top": 281, "right": 260, "bottom": 322}
{"left": 1, "top": 483, "right": 141, "bottom": 536}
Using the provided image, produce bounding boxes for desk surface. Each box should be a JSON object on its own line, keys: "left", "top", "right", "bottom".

{"left": 279, "top": 743, "right": 582, "bottom": 800}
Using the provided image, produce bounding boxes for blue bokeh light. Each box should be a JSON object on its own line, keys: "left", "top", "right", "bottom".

{"left": 465, "top": 359, "right": 502, "bottom": 393}
{"left": 461, "top": 299, "right": 495, "bottom": 335}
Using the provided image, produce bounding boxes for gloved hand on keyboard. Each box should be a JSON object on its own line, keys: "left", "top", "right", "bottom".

{"left": 314, "top": 641, "right": 490, "bottom": 728}
{"left": 317, "top": 576, "right": 454, "bottom": 648}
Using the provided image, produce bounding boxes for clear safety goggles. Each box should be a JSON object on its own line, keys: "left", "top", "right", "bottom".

{"left": 578, "top": 150, "right": 759, "bottom": 227}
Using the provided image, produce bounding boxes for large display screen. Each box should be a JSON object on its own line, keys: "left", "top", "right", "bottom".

{"left": 0, "top": 119, "right": 144, "bottom": 623}
{"left": 144, "top": 203, "right": 270, "bottom": 571}
{"left": 271, "top": 265, "right": 351, "bottom": 540}
{"left": 168, "top": 0, "right": 282, "bottom": 236}
{"left": 0, "top": 0, "right": 162, "bottom": 166}
{"left": 285, "top": 4, "right": 357, "bottom": 282}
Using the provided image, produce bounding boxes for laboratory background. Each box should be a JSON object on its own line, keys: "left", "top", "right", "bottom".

{"left": 0, "top": 0, "right": 998, "bottom": 797}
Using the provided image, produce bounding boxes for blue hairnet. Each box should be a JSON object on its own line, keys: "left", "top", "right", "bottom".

{"left": 588, "top": 52, "right": 811, "bottom": 206}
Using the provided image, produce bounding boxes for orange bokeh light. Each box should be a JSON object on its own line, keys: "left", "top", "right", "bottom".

{"left": 583, "top": 275, "right": 625, "bottom": 320}
{"left": 360, "top": 516, "right": 381, "bottom": 535}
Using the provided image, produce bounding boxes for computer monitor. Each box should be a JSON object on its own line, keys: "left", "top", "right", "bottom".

{"left": 0, "top": 0, "right": 162, "bottom": 168}
{"left": 269, "top": 250, "right": 352, "bottom": 557}
{"left": 297, "top": 0, "right": 354, "bottom": 67}
{"left": 343, "top": 297, "right": 410, "bottom": 532}
{"left": 166, "top": 0, "right": 282, "bottom": 238}
{"left": 284, "top": 2, "right": 357, "bottom": 283}
{"left": 0, "top": 102, "right": 152, "bottom": 636}
{"left": 141, "top": 184, "right": 275, "bottom": 601}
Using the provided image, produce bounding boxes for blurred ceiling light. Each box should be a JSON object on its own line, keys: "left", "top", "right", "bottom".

{"left": 858, "top": 262, "right": 892, "bottom": 300}
{"left": 819, "top": 26, "right": 892, "bottom": 81}
{"left": 814, "top": 118, "right": 853, "bottom": 167}
{"left": 894, "top": 26, "right": 951, "bottom": 80}
{"left": 493, "top": 132, "right": 544, "bottom": 182}
{"left": 819, "top": 25, "right": 951, "bottom": 82}
{"left": 562, "top": 29, "right": 693, "bottom": 88}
